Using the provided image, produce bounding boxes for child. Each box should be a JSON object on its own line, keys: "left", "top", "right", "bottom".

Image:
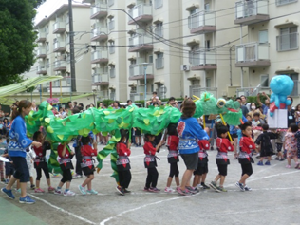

{"left": 255, "top": 124, "right": 278, "bottom": 166}
{"left": 193, "top": 137, "right": 211, "bottom": 190}
{"left": 143, "top": 134, "right": 163, "bottom": 193}
{"left": 26, "top": 147, "right": 36, "bottom": 190}
{"left": 165, "top": 123, "right": 179, "bottom": 193}
{"left": 134, "top": 127, "right": 141, "bottom": 147}
{"left": 0, "top": 136, "right": 7, "bottom": 182}
{"left": 235, "top": 122, "right": 255, "bottom": 191}
{"left": 116, "top": 130, "right": 132, "bottom": 196}
{"left": 32, "top": 131, "right": 55, "bottom": 193}
{"left": 78, "top": 136, "right": 98, "bottom": 195}
{"left": 285, "top": 123, "right": 299, "bottom": 168}
{"left": 54, "top": 143, "right": 75, "bottom": 196}
{"left": 275, "top": 130, "right": 285, "bottom": 161}
{"left": 252, "top": 112, "right": 264, "bottom": 127}
{"left": 2, "top": 148, "right": 14, "bottom": 184}
{"left": 210, "top": 125, "right": 234, "bottom": 192}
{"left": 294, "top": 126, "right": 300, "bottom": 167}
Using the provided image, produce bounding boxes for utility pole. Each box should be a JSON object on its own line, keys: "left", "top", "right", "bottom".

{"left": 68, "top": 0, "right": 76, "bottom": 92}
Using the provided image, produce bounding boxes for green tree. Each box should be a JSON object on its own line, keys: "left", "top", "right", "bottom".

{"left": 0, "top": 0, "right": 37, "bottom": 86}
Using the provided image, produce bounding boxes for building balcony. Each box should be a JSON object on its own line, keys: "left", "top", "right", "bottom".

{"left": 53, "top": 40, "right": 66, "bottom": 52}
{"left": 91, "top": 49, "right": 108, "bottom": 64}
{"left": 130, "top": 92, "right": 153, "bottom": 102}
{"left": 188, "top": 10, "right": 216, "bottom": 34}
{"left": 234, "top": 0, "right": 269, "bottom": 25}
{"left": 36, "top": 47, "right": 47, "bottom": 58}
{"left": 190, "top": 50, "right": 217, "bottom": 70}
{"left": 91, "top": 27, "right": 108, "bottom": 42}
{"left": 235, "top": 42, "right": 270, "bottom": 67}
{"left": 36, "top": 65, "right": 47, "bottom": 75}
{"left": 128, "top": 4, "right": 153, "bottom": 25}
{"left": 129, "top": 35, "right": 153, "bottom": 52}
{"left": 189, "top": 86, "right": 217, "bottom": 98}
{"left": 236, "top": 86, "right": 271, "bottom": 97}
{"left": 92, "top": 67, "right": 109, "bottom": 85}
{"left": 37, "top": 31, "right": 47, "bottom": 43}
{"left": 53, "top": 21, "right": 66, "bottom": 34}
{"left": 51, "top": 86, "right": 71, "bottom": 93}
{"left": 90, "top": 3, "right": 107, "bottom": 19}
{"left": 98, "top": 90, "right": 109, "bottom": 100}
{"left": 129, "top": 64, "right": 154, "bottom": 80}
{"left": 53, "top": 60, "right": 66, "bottom": 71}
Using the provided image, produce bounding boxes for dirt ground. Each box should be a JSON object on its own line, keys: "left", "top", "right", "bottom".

{"left": 1, "top": 144, "right": 300, "bottom": 225}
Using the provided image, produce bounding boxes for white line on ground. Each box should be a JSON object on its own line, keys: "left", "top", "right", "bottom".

{"left": 99, "top": 196, "right": 181, "bottom": 225}
{"left": 28, "top": 194, "right": 96, "bottom": 225}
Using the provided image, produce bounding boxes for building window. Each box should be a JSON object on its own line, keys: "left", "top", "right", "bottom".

{"left": 260, "top": 75, "right": 269, "bottom": 87}
{"left": 154, "top": 0, "right": 163, "bottom": 9}
{"left": 108, "top": 18, "right": 115, "bottom": 30}
{"left": 108, "top": 0, "right": 114, "bottom": 7}
{"left": 276, "top": 0, "right": 298, "bottom": 6}
{"left": 109, "top": 41, "right": 115, "bottom": 54}
{"left": 109, "top": 66, "right": 115, "bottom": 78}
{"left": 259, "top": 30, "right": 269, "bottom": 44}
{"left": 154, "top": 22, "right": 163, "bottom": 38}
{"left": 276, "top": 27, "right": 298, "bottom": 51}
{"left": 148, "top": 55, "right": 153, "bottom": 64}
{"left": 155, "top": 52, "right": 164, "bottom": 69}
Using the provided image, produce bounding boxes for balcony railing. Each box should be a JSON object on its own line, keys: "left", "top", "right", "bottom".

{"left": 108, "top": 0, "right": 114, "bottom": 7}
{"left": 37, "top": 31, "right": 47, "bottom": 42}
{"left": 235, "top": 0, "right": 269, "bottom": 25}
{"left": 91, "top": 27, "right": 108, "bottom": 42}
{"left": 128, "top": 4, "right": 153, "bottom": 25}
{"left": 235, "top": 42, "right": 270, "bottom": 67}
{"left": 130, "top": 92, "right": 153, "bottom": 102}
{"left": 189, "top": 86, "right": 217, "bottom": 98}
{"left": 53, "top": 39, "right": 66, "bottom": 52}
{"left": 276, "top": 33, "right": 299, "bottom": 51}
{"left": 98, "top": 90, "right": 109, "bottom": 99}
{"left": 188, "top": 10, "right": 216, "bottom": 34}
{"left": 90, "top": 3, "right": 107, "bottom": 19}
{"left": 54, "top": 61, "right": 66, "bottom": 71}
{"left": 91, "top": 49, "right": 108, "bottom": 64}
{"left": 190, "top": 50, "right": 217, "bottom": 70}
{"left": 129, "top": 34, "right": 153, "bottom": 52}
{"left": 53, "top": 21, "right": 66, "bottom": 33}
{"left": 108, "top": 20, "right": 115, "bottom": 30}
{"left": 236, "top": 86, "right": 271, "bottom": 97}
{"left": 276, "top": 0, "right": 298, "bottom": 6}
{"left": 92, "top": 74, "right": 108, "bottom": 84}
{"left": 36, "top": 65, "right": 47, "bottom": 74}
{"left": 129, "top": 64, "right": 154, "bottom": 80}
{"left": 156, "top": 58, "right": 164, "bottom": 69}
{"left": 37, "top": 47, "right": 47, "bottom": 58}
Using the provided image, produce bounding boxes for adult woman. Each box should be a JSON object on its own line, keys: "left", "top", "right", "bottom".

{"left": 248, "top": 102, "right": 265, "bottom": 121}
{"left": 1, "top": 100, "right": 42, "bottom": 204}
{"left": 177, "top": 99, "right": 209, "bottom": 196}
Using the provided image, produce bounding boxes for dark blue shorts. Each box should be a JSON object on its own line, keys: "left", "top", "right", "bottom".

{"left": 5, "top": 162, "right": 15, "bottom": 176}
{"left": 11, "top": 157, "right": 29, "bottom": 182}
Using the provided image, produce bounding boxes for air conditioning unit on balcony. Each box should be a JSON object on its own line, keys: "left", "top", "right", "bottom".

{"left": 180, "top": 65, "right": 190, "bottom": 71}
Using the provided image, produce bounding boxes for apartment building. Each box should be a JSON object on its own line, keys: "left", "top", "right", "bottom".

{"left": 33, "top": 4, "right": 92, "bottom": 98}
{"left": 234, "top": 0, "right": 300, "bottom": 99}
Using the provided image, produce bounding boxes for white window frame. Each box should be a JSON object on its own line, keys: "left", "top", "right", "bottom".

{"left": 154, "top": 0, "right": 163, "bottom": 9}
{"left": 276, "top": 0, "right": 298, "bottom": 6}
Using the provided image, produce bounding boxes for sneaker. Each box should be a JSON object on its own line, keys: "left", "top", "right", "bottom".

{"left": 63, "top": 190, "right": 75, "bottom": 197}
{"left": 116, "top": 186, "right": 124, "bottom": 196}
{"left": 1, "top": 188, "right": 15, "bottom": 199}
{"left": 257, "top": 161, "right": 264, "bottom": 166}
{"left": 73, "top": 174, "right": 83, "bottom": 179}
{"left": 78, "top": 185, "right": 86, "bottom": 195}
{"left": 143, "top": 187, "right": 149, "bottom": 192}
{"left": 30, "top": 184, "right": 35, "bottom": 190}
{"left": 255, "top": 155, "right": 260, "bottom": 159}
{"left": 19, "top": 196, "right": 35, "bottom": 204}
{"left": 275, "top": 157, "right": 279, "bottom": 160}
{"left": 54, "top": 189, "right": 62, "bottom": 195}
{"left": 123, "top": 189, "right": 131, "bottom": 194}
{"left": 265, "top": 160, "right": 271, "bottom": 165}
{"left": 209, "top": 181, "right": 217, "bottom": 191}
{"left": 164, "top": 187, "right": 175, "bottom": 193}
{"left": 34, "top": 188, "right": 45, "bottom": 193}
{"left": 177, "top": 188, "right": 192, "bottom": 196}
{"left": 216, "top": 186, "right": 227, "bottom": 192}
{"left": 16, "top": 188, "right": 21, "bottom": 194}
{"left": 235, "top": 181, "right": 245, "bottom": 192}
{"left": 48, "top": 186, "right": 55, "bottom": 193}
{"left": 295, "top": 163, "right": 299, "bottom": 169}
{"left": 149, "top": 187, "right": 160, "bottom": 193}
{"left": 201, "top": 183, "right": 211, "bottom": 190}
{"left": 279, "top": 158, "right": 285, "bottom": 161}
{"left": 52, "top": 173, "right": 60, "bottom": 178}
{"left": 185, "top": 186, "right": 197, "bottom": 194}
{"left": 210, "top": 146, "right": 214, "bottom": 150}
{"left": 244, "top": 185, "right": 252, "bottom": 191}
{"left": 286, "top": 165, "right": 291, "bottom": 168}
{"left": 86, "top": 189, "right": 98, "bottom": 195}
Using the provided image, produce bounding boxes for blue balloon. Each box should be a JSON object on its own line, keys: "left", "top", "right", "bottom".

{"left": 270, "top": 75, "right": 294, "bottom": 108}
